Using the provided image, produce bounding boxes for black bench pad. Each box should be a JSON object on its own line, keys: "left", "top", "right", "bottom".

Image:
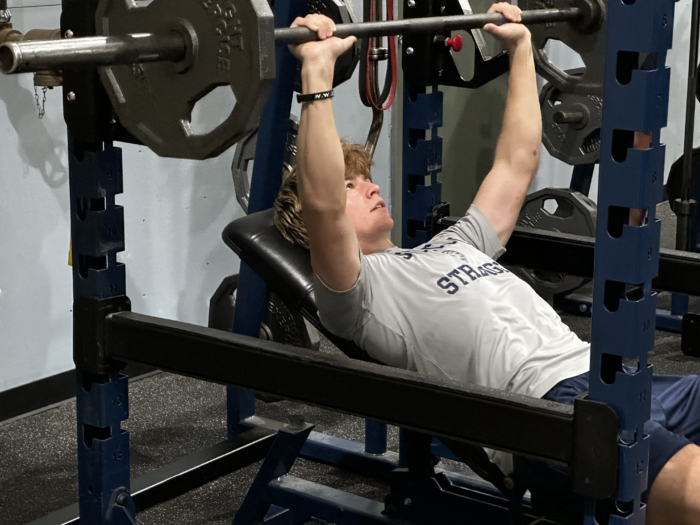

{"left": 222, "top": 209, "right": 376, "bottom": 363}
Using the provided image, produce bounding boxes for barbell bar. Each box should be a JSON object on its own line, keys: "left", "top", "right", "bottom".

{"left": 0, "top": 33, "right": 185, "bottom": 74}
{"left": 0, "top": 7, "right": 590, "bottom": 74}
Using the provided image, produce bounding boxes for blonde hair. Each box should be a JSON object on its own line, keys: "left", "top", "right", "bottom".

{"left": 273, "top": 142, "right": 372, "bottom": 250}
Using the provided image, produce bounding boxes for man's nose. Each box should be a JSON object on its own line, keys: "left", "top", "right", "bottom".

{"left": 363, "top": 180, "right": 380, "bottom": 197}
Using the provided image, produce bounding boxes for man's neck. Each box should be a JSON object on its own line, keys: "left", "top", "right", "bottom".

{"left": 360, "top": 237, "right": 395, "bottom": 255}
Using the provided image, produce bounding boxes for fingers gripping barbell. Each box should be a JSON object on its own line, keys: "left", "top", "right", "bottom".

{"left": 0, "top": 0, "right": 605, "bottom": 160}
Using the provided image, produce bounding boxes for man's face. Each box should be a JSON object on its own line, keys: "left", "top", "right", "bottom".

{"left": 345, "top": 174, "right": 394, "bottom": 244}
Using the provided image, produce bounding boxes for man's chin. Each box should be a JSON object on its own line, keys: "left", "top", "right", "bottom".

{"left": 380, "top": 216, "right": 395, "bottom": 232}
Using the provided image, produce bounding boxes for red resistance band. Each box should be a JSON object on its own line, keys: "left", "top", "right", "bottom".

{"left": 364, "top": 0, "right": 397, "bottom": 111}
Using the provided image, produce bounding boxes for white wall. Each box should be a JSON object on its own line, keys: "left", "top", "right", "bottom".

{"left": 0, "top": 0, "right": 392, "bottom": 393}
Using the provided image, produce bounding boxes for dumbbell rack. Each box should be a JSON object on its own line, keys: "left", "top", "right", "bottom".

{"left": 61, "top": 0, "right": 676, "bottom": 522}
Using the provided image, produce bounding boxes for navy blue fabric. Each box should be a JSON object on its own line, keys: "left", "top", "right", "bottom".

{"left": 514, "top": 371, "right": 700, "bottom": 511}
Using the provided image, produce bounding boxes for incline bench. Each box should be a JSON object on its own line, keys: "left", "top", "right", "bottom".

{"left": 222, "top": 208, "right": 619, "bottom": 524}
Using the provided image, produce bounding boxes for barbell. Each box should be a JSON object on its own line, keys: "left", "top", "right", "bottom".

{"left": 0, "top": 0, "right": 605, "bottom": 160}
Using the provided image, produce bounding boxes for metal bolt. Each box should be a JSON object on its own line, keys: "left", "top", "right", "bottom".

{"left": 405, "top": 47, "right": 414, "bottom": 55}
{"left": 503, "top": 476, "right": 515, "bottom": 490}
{"left": 66, "top": 91, "right": 76, "bottom": 102}
{"left": 579, "top": 304, "right": 588, "bottom": 313}
{"left": 407, "top": 0, "right": 415, "bottom": 6}
{"left": 0, "top": 10, "right": 11, "bottom": 23}
{"left": 64, "top": 30, "right": 74, "bottom": 39}
{"left": 116, "top": 493, "right": 129, "bottom": 506}
{"left": 403, "top": 498, "right": 412, "bottom": 506}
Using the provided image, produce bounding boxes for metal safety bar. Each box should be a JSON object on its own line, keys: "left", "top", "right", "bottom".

{"left": 435, "top": 220, "right": 700, "bottom": 296}
{"left": 103, "top": 310, "right": 619, "bottom": 498}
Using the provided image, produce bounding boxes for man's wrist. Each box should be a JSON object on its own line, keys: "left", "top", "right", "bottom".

{"left": 301, "top": 60, "right": 335, "bottom": 95}
{"left": 507, "top": 36, "right": 532, "bottom": 55}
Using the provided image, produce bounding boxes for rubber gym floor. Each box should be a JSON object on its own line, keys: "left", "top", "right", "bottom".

{"left": 2, "top": 203, "right": 699, "bottom": 525}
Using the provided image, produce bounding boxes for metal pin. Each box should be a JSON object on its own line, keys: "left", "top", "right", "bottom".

{"left": 64, "top": 30, "right": 74, "bottom": 39}
{"left": 406, "top": 47, "right": 414, "bottom": 55}
{"left": 66, "top": 91, "right": 76, "bottom": 102}
{"left": 553, "top": 109, "right": 584, "bottom": 124}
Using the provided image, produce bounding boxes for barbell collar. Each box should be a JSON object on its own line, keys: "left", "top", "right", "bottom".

{"left": 274, "top": 8, "right": 583, "bottom": 46}
{"left": 0, "top": 32, "right": 185, "bottom": 74}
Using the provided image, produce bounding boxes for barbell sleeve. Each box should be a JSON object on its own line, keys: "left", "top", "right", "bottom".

{"left": 0, "top": 7, "right": 586, "bottom": 74}
{"left": 274, "top": 8, "right": 583, "bottom": 45}
{"left": 0, "top": 32, "right": 186, "bottom": 74}
{"left": 553, "top": 109, "right": 585, "bottom": 124}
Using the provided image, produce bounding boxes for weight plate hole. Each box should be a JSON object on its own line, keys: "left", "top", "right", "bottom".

{"left": 545, "top": 40, "right": 585, "bottom": 73}
{"left": 542, "top": 198, "right": 574, "bottom": 218}
{"left": 190, "top": 86, "right": 237, "bottom": 136}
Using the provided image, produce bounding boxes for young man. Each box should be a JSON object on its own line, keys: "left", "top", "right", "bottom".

{"left": 276, "top": 6, "right": 700, "bottom": 524}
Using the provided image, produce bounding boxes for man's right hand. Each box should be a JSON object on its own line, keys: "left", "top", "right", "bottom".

{"left": 288, "top": 14, "right": 357, "bottom": 68}
{"left": 482, "top": 2, "right": 531, "bottom": 52}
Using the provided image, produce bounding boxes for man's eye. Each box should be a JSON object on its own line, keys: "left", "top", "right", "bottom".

{"left": 346, "top": 183, "right": 353, "bottom": 190}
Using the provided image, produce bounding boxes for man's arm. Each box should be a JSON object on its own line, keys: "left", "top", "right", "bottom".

{"left": 289, "top": 16, "right": 360, "bottom": 291}
{"left": 472, "top": 3, "right": 541, "bottom": 246}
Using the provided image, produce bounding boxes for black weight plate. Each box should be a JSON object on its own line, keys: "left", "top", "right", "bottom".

{"left": 512, "top": 188, "right": 597, "bottom": 295}
{"left": 293, "top": 0, "right": 360, "bottom": 92}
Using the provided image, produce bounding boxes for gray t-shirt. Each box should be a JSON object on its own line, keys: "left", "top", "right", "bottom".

{"left": 314, "top": 205, "right": 590, "bottom": 400}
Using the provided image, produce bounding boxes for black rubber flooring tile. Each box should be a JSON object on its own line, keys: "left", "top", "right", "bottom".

{"left": 0, "top": 338, "right": 393, "bottom": 525}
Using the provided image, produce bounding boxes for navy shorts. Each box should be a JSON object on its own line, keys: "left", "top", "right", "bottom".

{"left": 514, "top": 371, "right": 700, "bottom": 516}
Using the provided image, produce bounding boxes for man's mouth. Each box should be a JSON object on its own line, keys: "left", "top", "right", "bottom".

{"left": 372, "top": 202, "right": 386, "bottom": 212}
